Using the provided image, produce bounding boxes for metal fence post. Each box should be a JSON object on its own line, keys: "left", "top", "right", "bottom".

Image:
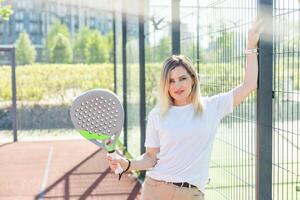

{"left": 171, "top": 0, "right": 180, "bottom": 54}
{"left": 139, "top": 0, "right": 146, "bottom": 155}
{"left": 122, "top": 0, "right": 128, "bottom": 150}
{"left": 113, "top": 4, "right": 117, "bottom": 94}
{"left": 196, "top": 0, "right": 200, "bottom": 73}
{"left": 139, "top": 0, "right": 146, "bottom": 180}
{"left": 256, "top": 0, "right": 273, "bottom": 199}
{"left": 0, "top": 46, "right": 17, "bottom": 142}
{"left": 11, "top": 46, "right": 17, "bottom": 142}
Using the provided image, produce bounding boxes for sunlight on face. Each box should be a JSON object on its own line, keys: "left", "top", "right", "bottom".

{"left": 168, "top": 66, "right": 194, "bottom": 106}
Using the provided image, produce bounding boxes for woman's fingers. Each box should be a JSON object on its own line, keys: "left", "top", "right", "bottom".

{"left": 108, "top": 160, "right": 119, "bottom": 170}
{"left": 107, "top": 156, "right": 118, "bottom": 164}
{"left": 257, "top": 23, "right": 264, "bottom": 35}
{"left": 255, "top": 18, "right": 263, "bottom": 27}
{"left": 255, "top": 20, "right": 264, "bottom": 34}
{"left": 247, "top": 18, "right": 264, "bottom": 48}
{"left": 254, "top": 20, "right": 263, "bottom": 35}
{"left": 106, "top": 153, "right": 125, "bottom": 171}
{"left": 110, "top": 163, "right": 119, "bottom": 170}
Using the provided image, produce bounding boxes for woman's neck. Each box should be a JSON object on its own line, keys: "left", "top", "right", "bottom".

{"left": 173, "top": 99, "right": 191, "bottom": 106}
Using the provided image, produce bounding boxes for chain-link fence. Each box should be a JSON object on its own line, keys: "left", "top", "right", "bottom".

{"left": 1, "top": 0, "right": 299, "bottom": 199}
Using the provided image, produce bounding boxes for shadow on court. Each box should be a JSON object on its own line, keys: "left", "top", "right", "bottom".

{"left": 0, "top": 140, "right": 141, "bottom": 200}
{"left": 0, "top": 142, "right": 14, "bottom": 148}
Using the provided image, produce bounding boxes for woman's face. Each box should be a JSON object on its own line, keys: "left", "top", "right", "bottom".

{"left": 168, "top": 66, "right": 194, "bottom": 106}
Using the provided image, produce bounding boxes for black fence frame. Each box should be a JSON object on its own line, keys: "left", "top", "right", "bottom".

{"left": 3, "top": 0, "right": 297, "bottom": 199}
{"left": 0, "top": 45, "right": 17, "bottom": 142}
{"left": 116, "top": 0, "right": 276, "bottom": 199}
{"left": 256, "top": 1, "right": 273, "bottom": 200}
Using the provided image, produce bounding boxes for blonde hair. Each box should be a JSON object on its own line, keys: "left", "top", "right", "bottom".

{"left": 159, "top": 55, "right": 204, "bottom": 116}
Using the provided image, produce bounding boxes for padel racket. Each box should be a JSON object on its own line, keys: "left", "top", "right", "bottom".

{"left": 70, "top": 89, "right": 124, "bottom": 174}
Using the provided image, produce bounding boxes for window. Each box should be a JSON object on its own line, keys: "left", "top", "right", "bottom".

{"left": 61, "top": 5, "right": 67, "bottom": 16}
{"left": 29, "top": 36, "right": 35, "bottom": 43}
{"left": 15, "top": 12, "right": 24, "bottom": 20}
{"left": 0, "top": 23, "right": 3, "bottom": 33}
{"left": 29, "top": 23, "right": 39, "bottom": 33}
{"left": 51, "top": 15, "right": 58, "bottom": 23}
{"left": 29, "top": 13, "right": 39, "bottom": 21}
{"left": 17, "top": 1, "right": 26, "bottom": 9}
{"left": 50, "top": 2, "right": 57, "bottom": 12}
{"left": 90, "top": 17, "right": 96, "bottom": 28}
{"left": 15, "top": 23, "right": 24, "bottom": 32}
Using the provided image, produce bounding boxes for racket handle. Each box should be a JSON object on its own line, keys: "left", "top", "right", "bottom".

{"left": 109, "top": 151, "right": 124, "bottom": 174}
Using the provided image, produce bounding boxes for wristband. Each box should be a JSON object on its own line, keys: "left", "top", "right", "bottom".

{"left": 244, "top": 48, "right": 259, "bottom": 54}
{"left": 118, "top": 159, "right": 131, "bottom": 180}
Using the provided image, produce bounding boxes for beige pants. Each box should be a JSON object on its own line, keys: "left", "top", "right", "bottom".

{"left": 141, "top": 177, "right": 205, "bottom": 200}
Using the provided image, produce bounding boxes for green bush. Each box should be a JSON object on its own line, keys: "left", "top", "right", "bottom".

{"left": 0, "top": 63, "right": 298, "bottom": 106}
{"left": 16, "top": 31, "right": 36, "bottom": 65}
{"left": 50, "top": 33, "right": 73, "bottom": 63}
{"left": 0, "top": 64, "right": 113, "bottom": 102}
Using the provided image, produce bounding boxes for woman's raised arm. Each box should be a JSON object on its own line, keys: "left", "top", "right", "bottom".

{"left": 232, "top": 19, "right": 263, "bottom": 107}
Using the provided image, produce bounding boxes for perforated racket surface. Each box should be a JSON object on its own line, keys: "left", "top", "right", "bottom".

{"left": 70, "top": 89, "right": 124, "bottom": 173}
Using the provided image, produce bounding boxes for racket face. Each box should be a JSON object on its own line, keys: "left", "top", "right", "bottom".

{"left": 70, "top": 89, "right": 124, "bottom": 150}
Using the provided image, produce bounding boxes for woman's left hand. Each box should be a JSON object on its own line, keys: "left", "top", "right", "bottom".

{"left": 247, "top": 19, "right": 264, "bottom": 49}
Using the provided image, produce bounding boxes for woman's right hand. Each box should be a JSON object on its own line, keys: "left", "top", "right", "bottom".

{"left": 247, "top": 19, "right": 263, "bottom": 49}
{"left": 106, "top": 153, "right": 129, "bottom": 172}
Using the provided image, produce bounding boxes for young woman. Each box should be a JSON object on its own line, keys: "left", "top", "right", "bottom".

{"left": 107, "top": 20, "right": 262, "bottom": 200}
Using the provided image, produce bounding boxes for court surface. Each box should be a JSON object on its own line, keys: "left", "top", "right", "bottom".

{"left": 0, "top": 139, "right": 141, "bottom": 200}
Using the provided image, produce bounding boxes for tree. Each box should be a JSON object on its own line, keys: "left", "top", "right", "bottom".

{"left": 85, "top": 30, "right": 109, "bottom": 64}
{"left": 0, "top": 0, "right": 13, "bottom": 20}
{"left": 145, "top": 43, "right": 153, "bottom": 62}
{"left": 73, "top": 27, "right": 91, "bottom": 63}
{"left": 50, "top": 33, "right": 73, "bottom": 63}
{"left": 106, "top": 31, "right": 114, "bottom": 63}
{"left": 46, "top": 20, "right": 70, "bottom": 61}
{"left": 157, "top": 37, "right": 171, "bottom": 62}
{"left": 15, "top": 31, "right": 36, "bottom": 65}
{"left": 215, "top": 30, "right": 234, "bottom": 62}
{"left": 73, "top": 28, "right": 112, "bottom": 64}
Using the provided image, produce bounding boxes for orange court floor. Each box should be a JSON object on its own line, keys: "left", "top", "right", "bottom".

{"left": 0, "top": 139, "right": 142, "bottom": 200}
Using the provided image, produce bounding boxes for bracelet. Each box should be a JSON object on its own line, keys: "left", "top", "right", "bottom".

{"left": 123, "top": 159, "right": 131, "bottom": 173}
{"left": 244, "top": 48, "right": 259, "bottom": 54}
{"left": 118, "top": 159, "right": 131, "bottom": 180}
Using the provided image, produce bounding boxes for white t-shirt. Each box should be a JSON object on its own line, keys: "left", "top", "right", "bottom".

{"left": 144, "top": 90, "right": 234, "bottom": 193}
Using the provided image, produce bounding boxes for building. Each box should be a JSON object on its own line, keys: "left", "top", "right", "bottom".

{"left": 0, "top": 0, "right": 113, "bottom": 61}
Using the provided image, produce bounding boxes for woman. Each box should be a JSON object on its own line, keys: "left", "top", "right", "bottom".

{"left": 107, "top": 20, "right": 262, "bottom": 200}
